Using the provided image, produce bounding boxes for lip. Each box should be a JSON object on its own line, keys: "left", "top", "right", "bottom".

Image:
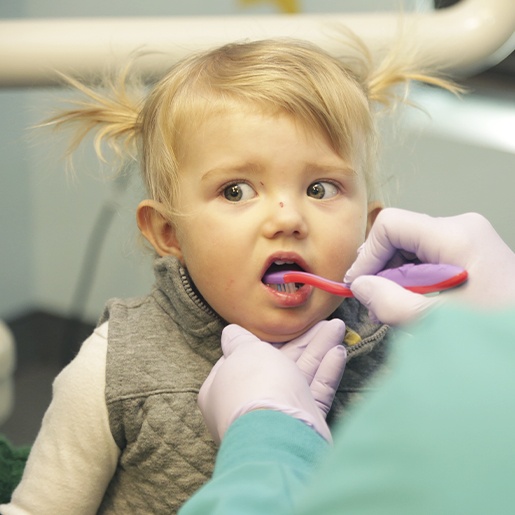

{"left": 260, "top": 251, "right": 311, "bottom": 278}
{"left": 266, "top": 282, "right": 312, "bottom": 307}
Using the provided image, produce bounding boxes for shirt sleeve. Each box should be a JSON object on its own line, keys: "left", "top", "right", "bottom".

{"left": 179, "top": 410, "right": 329, "bottom": 515}
{"left": 1, "top": 322, "right": 120, "bottom": 515}
{"left": 295, "top": 305, "right": 515, "bottom": 515}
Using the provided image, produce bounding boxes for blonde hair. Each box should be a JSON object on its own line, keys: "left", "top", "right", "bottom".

{"left": 44, "top": 36, "right": 460, "bottom": 217}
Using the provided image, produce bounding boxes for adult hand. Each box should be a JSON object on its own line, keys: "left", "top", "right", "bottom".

{"left": 344, "top": 208, "right": 515, "bottom": 325}
{"left": 199, "top": 320, "right": 347, "bottom": 444}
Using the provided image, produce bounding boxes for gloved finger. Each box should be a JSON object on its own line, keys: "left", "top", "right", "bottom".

{"left": 278, "top": 324, "right": 322, "bottom": 362}
{"left": 280, "top": 320, "right": 346, "bottom": 382}
{"left": 280, "top": 319, "right": 345, "bottom": 361}
{"left": 293, "top": 320, "right": 346, "bottom": 382}
{"left": 310, "top": 345, "right": 347, "bottom": 416}
{"left": 344, "top": 208, "right": 443, "bottom": 282}
{"left": 221, "top": 324, "right": 261, "bottom": 356}
{"left": 351, "top": 275, "right": 441, "bottom": 326}
{"left": 198, "top": 356, "right": 225, "bottom": 409}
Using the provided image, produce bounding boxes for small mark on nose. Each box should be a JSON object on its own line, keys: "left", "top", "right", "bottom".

{"left": 279, "top": 202, "right": 284, "bottom": 208}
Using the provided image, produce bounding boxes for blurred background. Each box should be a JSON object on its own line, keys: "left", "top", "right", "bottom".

{"left": 0, "top": 0, "right": 514, "bottom": 445}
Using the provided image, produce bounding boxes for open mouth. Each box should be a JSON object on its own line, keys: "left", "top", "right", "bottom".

{"left": 262, "top": 261, "right": 305, "bottom": 293}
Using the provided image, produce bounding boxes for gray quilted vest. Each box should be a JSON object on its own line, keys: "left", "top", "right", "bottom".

{"left": 96, "top": 256, "right": 389, "bottom": 513}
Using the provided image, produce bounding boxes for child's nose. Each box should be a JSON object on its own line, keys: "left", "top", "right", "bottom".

{"left": 262, "top": 199, "right": 308, "bottom": 239}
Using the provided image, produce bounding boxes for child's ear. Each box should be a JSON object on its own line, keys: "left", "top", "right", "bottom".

{"left": 136, "top": 200, "right": 184, "bottom": 262}
{"left": 366, "top": 201, "right": 383, "bottom": 236}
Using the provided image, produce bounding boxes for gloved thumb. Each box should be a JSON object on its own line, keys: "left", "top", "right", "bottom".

{"left": 351, "top": 275, "right": 441, "bottom": 326}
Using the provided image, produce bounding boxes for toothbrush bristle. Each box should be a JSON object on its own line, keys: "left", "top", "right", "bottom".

{"left": 286, "top": 283, "right": 297, "bottom": 294}
{"left": 265, "top": 281, "right": 300, "bottom": 294}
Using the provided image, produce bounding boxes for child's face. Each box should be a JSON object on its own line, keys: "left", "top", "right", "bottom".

{"left": 150, "top": 107, "right": 379, "bottom": 343}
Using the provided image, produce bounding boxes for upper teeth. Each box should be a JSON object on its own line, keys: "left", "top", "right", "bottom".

{"left": 274, "top": 260, "right": 294, "bottom": 265}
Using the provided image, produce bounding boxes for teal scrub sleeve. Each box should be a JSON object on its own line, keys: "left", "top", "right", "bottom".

{"left": 178, "top": 410, "right": 328, "bottom": 515}
{"left": 297, "top": 305, "right": 515, "bottom": 515}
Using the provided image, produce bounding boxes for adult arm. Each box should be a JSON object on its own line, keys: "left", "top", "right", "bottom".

{"left": 1, "top": 323, "right": 120, "bottom": 515}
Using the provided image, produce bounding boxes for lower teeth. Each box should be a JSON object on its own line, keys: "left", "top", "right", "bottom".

{"left": 268, "top": 283, "right": 300, "bottom": 293}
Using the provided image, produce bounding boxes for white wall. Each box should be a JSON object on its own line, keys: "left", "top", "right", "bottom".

{"left": 1, "top": 0, "right": 513, "bottom": 323}
{"left": 383, "top": 88, "right": 515, "bottom": 233}
{"left": 26, "top": 109, "right": 154, "bottom": 321}
{"left": 0, "top": 91, "right": 33, "bottom": 318}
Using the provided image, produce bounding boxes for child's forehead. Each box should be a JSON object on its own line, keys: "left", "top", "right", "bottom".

{"left": 170, "top": 94, "right": 369, "bottom": 178}
{"left": 177, "top": 102, "right": 368, "bottom": 179}
{"left": 182, "top": 99, "right": 323, "bottom": 141}
{"left": 181, "top": 102, "right": 327, "bottom": 152}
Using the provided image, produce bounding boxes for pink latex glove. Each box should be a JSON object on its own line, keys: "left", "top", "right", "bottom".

{"left": 345, "top": 208, "right": 515, "bottom": 325}
{"left": 199, "top": 319, "right": 347, "bottom": 444}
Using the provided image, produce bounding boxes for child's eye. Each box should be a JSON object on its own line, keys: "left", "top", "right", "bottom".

{"left": 307, "top": 181, "right": 339, "bottom": 200}
{"left": 222, "top": 182, "right": 256, "bottom": 202}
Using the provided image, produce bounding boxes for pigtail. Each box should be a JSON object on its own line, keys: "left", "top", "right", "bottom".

{"left": 368, "top": 51, "right": 463, "bottom": 109}
{"left": 336, "top": 27, "right": 464, "bottom": 111}
{"left": 40, "top": 64, "right": 146, "bottom": 167}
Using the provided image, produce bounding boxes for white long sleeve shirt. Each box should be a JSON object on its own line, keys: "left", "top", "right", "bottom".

{"left": 1, "top": 323, "right": 120, "bottom": 515}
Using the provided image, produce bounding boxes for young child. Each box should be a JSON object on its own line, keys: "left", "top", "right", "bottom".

{"left": 2, "top": 37, "right": 456, "bottom": 513}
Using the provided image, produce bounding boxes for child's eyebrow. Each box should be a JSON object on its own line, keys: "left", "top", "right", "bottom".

{"left": 200, "top": 162, "right": 263, "bottom": 181}
{"left": 306, "top": 164, "right": 358, "bottom": 176}
{"left": 200, "top": 162, "right": 358, "bottom": 181}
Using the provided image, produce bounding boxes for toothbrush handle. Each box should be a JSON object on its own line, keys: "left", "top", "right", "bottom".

{"left": 281, "top": 264, "right": 468, "bottom": 297}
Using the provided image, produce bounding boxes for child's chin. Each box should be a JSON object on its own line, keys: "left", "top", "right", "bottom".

{"left": 249, "top": 324, "right": 313, "bottom": 344}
